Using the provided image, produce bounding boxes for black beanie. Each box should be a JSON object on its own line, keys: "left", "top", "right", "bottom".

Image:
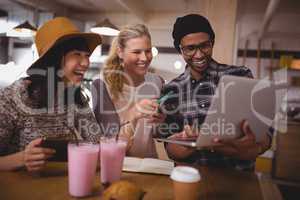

{"left": 172, "top": 14, "right": 215, "bottom": 52}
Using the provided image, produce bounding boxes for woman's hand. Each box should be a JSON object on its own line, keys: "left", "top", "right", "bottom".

{"left": 148, "top": 112, "right": 166, "bottom": 124}
{"left": 118, "top": 99, "right": 157, "bottom": 148}
{"left": 23, "top": 138, "right": 56, "bottom": 172}
{"left": 132, "top": 99, "right": 159, "bottom": 122}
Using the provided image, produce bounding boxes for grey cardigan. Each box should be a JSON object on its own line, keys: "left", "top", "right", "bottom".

{"left": 91, "top": 79, "right": 120, "bottom": 136}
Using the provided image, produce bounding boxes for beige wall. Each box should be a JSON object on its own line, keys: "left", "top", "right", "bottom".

{"left": 203, "top": 0, "right": 238, "bottom": 65}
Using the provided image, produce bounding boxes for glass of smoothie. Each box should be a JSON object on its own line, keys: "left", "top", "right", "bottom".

{"left": 68, "top": 141, "right": 99, "bottom": 197}
{"left": 100, "top": 137, "right": 127, "bottom": 187}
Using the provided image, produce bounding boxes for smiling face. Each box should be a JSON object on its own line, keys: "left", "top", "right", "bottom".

{"left": 61, "top": 49, "right": 90, "bottom": 85}
{"left": 117, "top": 35, "right": 153, "bottom": 81}
{"left": 180, "top": 32, "right": 213, "bottom": 77}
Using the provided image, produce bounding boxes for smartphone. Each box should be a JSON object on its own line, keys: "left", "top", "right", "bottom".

{"left": 157, "top": 91, "right": 174, "bottom": 113}
{"left": 41, "top": 137, "right": 69, "bottom": 162}
{"left": 157, "top": 91, "right": 174, "bottom": 105}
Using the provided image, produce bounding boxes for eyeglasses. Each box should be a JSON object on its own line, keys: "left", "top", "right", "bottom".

{"left": 180, "top": 40, "right": 212, "bottom": 57}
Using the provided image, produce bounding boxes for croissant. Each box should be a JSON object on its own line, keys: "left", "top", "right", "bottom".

{"left": 101, "top": 180, "right": 146, "bottom": 200}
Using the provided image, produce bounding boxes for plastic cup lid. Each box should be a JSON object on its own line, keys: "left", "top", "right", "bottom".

{"left": 170, "top": 166, "right": 201, "bottom": 183}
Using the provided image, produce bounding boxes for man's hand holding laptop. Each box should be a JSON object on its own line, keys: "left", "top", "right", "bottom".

{"left": 166, "top": 120, "right": 271, "bottom": 161}
{"left": 168, "top": 125, "right": 198, "bottom": 141}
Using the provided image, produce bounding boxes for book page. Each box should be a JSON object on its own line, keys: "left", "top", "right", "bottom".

{"left": 123, "top": 157, "right": 174, "bottom": 175}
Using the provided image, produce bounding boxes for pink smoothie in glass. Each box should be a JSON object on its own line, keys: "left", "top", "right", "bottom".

{"left": 68, "top": 142, "right": 99, "bottom": 197}
{"left": 100, "top": 138, "right": 127, "bottom": 186}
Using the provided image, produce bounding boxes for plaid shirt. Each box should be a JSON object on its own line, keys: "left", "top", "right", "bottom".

{"left": 159, "top": 59, "right": 258, "bottom": 171}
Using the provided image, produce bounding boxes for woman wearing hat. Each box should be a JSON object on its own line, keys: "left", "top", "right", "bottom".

{"left": 0, "top": 17, "right": 103, "bottom": 171}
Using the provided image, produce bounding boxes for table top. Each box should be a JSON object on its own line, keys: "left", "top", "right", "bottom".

{"left": 0, "top": 162, "right": 263, "bottom": 200}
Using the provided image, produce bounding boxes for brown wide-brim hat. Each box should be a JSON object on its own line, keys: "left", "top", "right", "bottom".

{"left": 27, "top": 17, "right": 102, "bottom": 73}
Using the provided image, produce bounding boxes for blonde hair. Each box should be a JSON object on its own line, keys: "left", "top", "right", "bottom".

{"left": 103, "top": 24, "right": 151, "bottom": 101}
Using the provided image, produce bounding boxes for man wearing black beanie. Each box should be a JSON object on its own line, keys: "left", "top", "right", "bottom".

{"left": 159, "top": 14, "right": 273, "bottom": 171}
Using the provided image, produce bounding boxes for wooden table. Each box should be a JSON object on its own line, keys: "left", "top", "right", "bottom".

{"left": 0, "top": 162, "right": 264, "bottom": 200}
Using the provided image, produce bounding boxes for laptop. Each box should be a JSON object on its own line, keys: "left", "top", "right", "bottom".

{"left": 155, "top": 75, "right": 276, "bottom": 148}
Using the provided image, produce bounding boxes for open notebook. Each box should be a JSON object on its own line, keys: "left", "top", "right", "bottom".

{"left": 122, "top": 157, "right": 175, "bottom": 175}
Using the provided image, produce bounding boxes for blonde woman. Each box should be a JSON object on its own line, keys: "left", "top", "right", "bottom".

{"left": 92, "top": 24, "right": 165, "bottom": 158}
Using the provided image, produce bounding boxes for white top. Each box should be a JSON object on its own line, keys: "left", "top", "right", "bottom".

{"left": 111, "top": 72, "right": 163, "bottom": 158}
{"left": 170, "top": 166, "right": 201, "bottom": 183}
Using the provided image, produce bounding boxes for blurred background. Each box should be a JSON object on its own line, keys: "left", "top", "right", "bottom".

{"left": 0, "top": 0, "right": 299, "bottom": 86}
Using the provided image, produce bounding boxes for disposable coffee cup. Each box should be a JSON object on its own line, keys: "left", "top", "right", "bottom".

{"left": 170, "top": 166, "right": 201, "bottom": 200}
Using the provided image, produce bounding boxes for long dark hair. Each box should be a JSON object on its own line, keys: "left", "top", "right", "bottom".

{"left": 26, "top": 37, "right": 90, "bottom": 108}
